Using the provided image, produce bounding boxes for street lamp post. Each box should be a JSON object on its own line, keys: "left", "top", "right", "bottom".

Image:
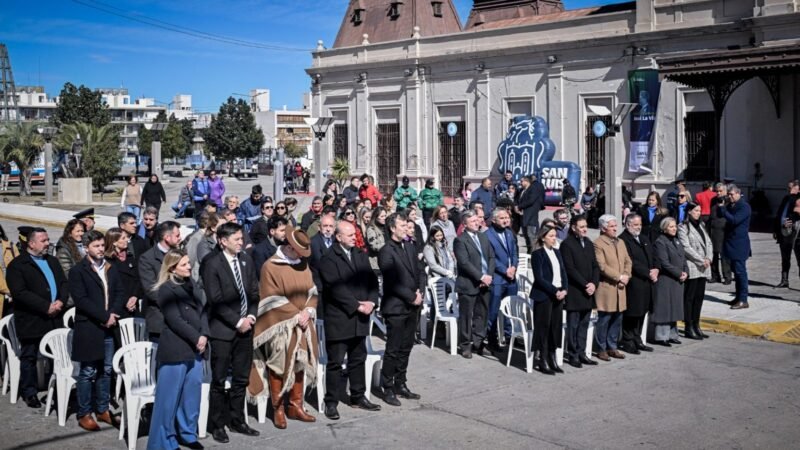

{"left": 303, "top": 117, "right": 334, "bottom": 194}
{"left": 144, "top": 122, "right": 168, "bottom": 179}
{"left": 37, "top": 126, "right": 58, "bottom": 202}
{"left": 600, "top": 103, "right": 637, "bottom": 217}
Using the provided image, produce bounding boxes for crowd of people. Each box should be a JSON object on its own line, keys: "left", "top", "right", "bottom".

{"left": 0, "top": 170, "right": 797, "bottom": 450}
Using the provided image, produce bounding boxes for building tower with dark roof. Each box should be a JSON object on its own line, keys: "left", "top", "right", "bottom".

{"left": 465, "top": 0, "right": 565, "bottom": 29}
{"left": 333, "top": 0, "right": 463, "bottom": 48}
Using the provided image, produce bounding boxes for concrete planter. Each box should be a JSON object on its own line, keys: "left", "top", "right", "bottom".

{"left": 58, "top": 177, "right": 93, "bottom": 204}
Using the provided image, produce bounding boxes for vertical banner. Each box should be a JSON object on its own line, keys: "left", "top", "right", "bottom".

{"left": 628, "top": 69, "right": 660, "bottom": 172}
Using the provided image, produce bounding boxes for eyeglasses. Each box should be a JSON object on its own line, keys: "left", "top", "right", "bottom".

{"left": 727, "top": 193, "right": 737, "bottom": 197}
{"left": 263, "top": 205, "right": 274, "bottom": 210}
{"left": 276, "top": 206, "right": 286, "bottom": 210}
{"left": 345, "top": 211, "right": 355, "bottom": 216}
{"left": 678, "top": 194, "right": 687, "bottom": 198}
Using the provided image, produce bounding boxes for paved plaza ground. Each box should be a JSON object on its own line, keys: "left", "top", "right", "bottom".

{"left": 0, "top": 174, "right": 799, "bottom": 448}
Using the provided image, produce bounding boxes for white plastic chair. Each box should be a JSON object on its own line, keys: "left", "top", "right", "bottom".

{"left": 499, "top": 296, "right": 534, "bottom": 373}
{"left": 313, "top": 319, "right": 327, "bottom": 413}
{"left": 586, "top": 310, "right": 598, "bottom": 358}
{"left": 198, "top": 351, "right": 212, "bottom": 438}
{"left": 364, "top": 313, "right": 385, "bottom": 401}
{"left": 517, "top": 254, "right": 533, "bottom": 281}
{"left": 428, "top": 277, "right": 459, "bottom": 355}
{"left": 113, "top": 342, "right": 158, "bottom": 450}
{"left": 0, "top": 315, "right": 21, "bottom": 403}
{"left": 516, "top": 273, "right": 533, "bottom": 298}
{"left": 115, "top": 318, "right": 148, "bottom": 401}
{"left": 641, "top": 312, "right": 649, "bottom": 344}
{"left": 39, "top": 328, "right": 76, "bottom": 426}
{"left": 62, "top": 308, "right": 76, "bottom": 328}
{"left": 557, "top": 309, "right": 567, "bottom": 366}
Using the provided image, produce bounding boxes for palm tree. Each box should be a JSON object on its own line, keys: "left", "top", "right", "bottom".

{"left": 0, "top": 122, "right": 45, "bottom": 196}
{"left": 330, "top": 157, "right": 350, "bottom": 190}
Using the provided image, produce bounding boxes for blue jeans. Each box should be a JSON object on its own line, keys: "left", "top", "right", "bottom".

{"left": 126, "top": 205, "right": 142, "bottom": 223}
{"left": 731, "top": 259, "right": 749, "bottom": 302}
{"left": 487, "top": 280, "right": 517, "bottom": 341}
{"left": 173, "top": 200, "right": 191, "bottom": 218}
{"left": 76, "top": 336, "right": 114, "bottom": 418}
{"left": 148, "top": 356, "right": 204, "bottom": 450}
{"left": 595, "top": 311, "right": 622, "bottom": 352}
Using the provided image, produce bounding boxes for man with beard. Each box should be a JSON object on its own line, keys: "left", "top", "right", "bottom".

{"left": 252, "top": 216, "right": 288, "bottom": 277}
{"left": 137, "top": 206, "right": 159, "bottom": 249}
{"left": 118, "top": 212, "right": 148, "bottom": 259}
{"left": 618, "top": 214, "right": 656, "bottom": 354}
{"left": 138, "top": 221, "right": 182, "bottom": 341}
{"left": 239, "top": 185, "right": 264, "bottom": 234}
{"left": 301, "top": 197, "right": 324, "bottom": 232}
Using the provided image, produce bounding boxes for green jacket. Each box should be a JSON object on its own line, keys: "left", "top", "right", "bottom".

{"left": 419, "top": 188, "right": 443, "bottom": 210}
{"left": 394, "top": 186, "right": 418, "bottom": 209}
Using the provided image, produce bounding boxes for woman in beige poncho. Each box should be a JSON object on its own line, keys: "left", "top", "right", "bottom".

{"left": 253, "top": 225, "right": 318, "bottom": 429}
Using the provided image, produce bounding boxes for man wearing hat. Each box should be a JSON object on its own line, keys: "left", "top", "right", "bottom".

{"left": 394, "top": 176, "right": 418, "bottom": 211}
{"left": 74, "top": 208, "right": 95, "bottom": 232}
{"left": 201, "top": 222, "right": 260, "bottom": 442}
{"left": 6, "top": 227, "right": 69, "bottom": 408}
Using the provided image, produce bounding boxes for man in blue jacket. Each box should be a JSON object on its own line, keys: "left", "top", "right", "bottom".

{"left": 718, "top": 184, "right": 751, "bottom": 309}
{"left": 191, "top": 170, "right": 211, "bottom": 227}
{"left": 470, "top": 177, "right": 495, "bottom": 216}
{"left": 485, "top": 208, "right": 518, "bottom": 350}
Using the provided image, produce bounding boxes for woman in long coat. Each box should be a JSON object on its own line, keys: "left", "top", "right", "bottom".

{"left": 530, "top": 225, "right": 569, "bottom": 375}
{"left": 678, "top": 202, "right": 713, "bottom": 340}
{"left": 652, "top": 217, "right": 689, "bottom": 346}
{"left": 253, "top": 226, "right": 318, "bottom": 429}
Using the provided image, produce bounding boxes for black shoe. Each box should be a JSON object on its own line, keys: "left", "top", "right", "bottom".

{"left": 211, "top": 428, "right": 229, "bottom": 444}
{"left": 177, "top": 437, "right": 204, "bottom": 449}
{"left": 229, "top": 422, "right": 260, "bottom": 436}
{"left": 461, "top": 347, "right": 472, "bottom": 359}
{"left": 23, "top": 396, "right": 42, "bottom": 409}
{"left": 382, "top": 388, "right": 402, "bottom": 407}
{"left": 777, "top": 272, "right": 789, "bottom": 288}
{"left": 472, "top": 342, "right": 489, "bottom": 357}
{"left": 636, "top": 343, "right": 654, "bottom": 352}
{"left": 567, "top": 358, "right": 583, "bottom": 369}
{"left": 652, "top": 340, "right": 671, "bottom": 347}
{"left": 668, "top": 338, "right": 682, "bottom": 345}
{"left": 351, "top": 397, "right": 381, "bottom": 411}
{"left": 534, "top": 352, "right": 555, "bottom": 375}
{"left": 324, "top": 404, "right": 340, "bottom": 420}
{"left": 546, "top": 353, "right": 564, "bottom": 374}
{"left": 578, "top": 354, "right": 598, "bottom": 365}
{"left": 620, "top": 343, "right": 640, "bottom": 354}
{"left": 396, "top": 384, "right": 421, "bottom": 400}
{"left": 684, "top": 327, "right": 702, "bottom": 340}
{"left": 694, "top": 325, "right": 709, "bottom": 339}
{"left": 722, "top": 278, "right": 732, "bottom": 285}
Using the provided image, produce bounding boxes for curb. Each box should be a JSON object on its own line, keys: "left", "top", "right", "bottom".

{"left": 697, "top": 318, "right": 800, "bottom": 345}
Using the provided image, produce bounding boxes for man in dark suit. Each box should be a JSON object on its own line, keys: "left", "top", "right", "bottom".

{"left": 454, "top": 209, "right": 496, "bottom": 359}
{"left": 309, "top": 213, "right": 336, "bottom": 293}
{"left": 252, "top": 216, "right": 287, "bottom": 278}
{"left": 138, "top": 221, "right": 182, "bottom": 341}
{"left": 118, "top": 212, "right": 148, "bottom": 259}
{"left": 6, "top": 227, "right": 68, "bottom": 408}
{"left": 719, "top": 184, "right": 752, "bottom": 309}
{"left": 248, "top": 199, "right": 273, "bottom": 245}
{"left": 618, "top": 214, "right": 656, "bottom": 354}
{"left": 484, "top": 208, "right": 518, "bottom": 350}
{"left": 202, "top": 222, "right": 260, "bottom": 442}
{"left": 318, "top": 221, "right": 382, "bottom": 420}
{"left": 69, "top": 230, "right": 124, "bottom": 431}
{"left": 378, "top": 212, "right": 426, "bottom": 407}
{"left": 516, "top": 175, "right": 545, "bottom": 250}
{"left": 774, "top": 179, "right": 799, "bottom": 287}
{"left": 560, "top": 215, "right": 600, "bottom": 368}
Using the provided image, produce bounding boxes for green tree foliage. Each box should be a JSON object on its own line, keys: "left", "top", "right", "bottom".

{"left": 137, "top": 110, "right": 167, "bottom": 156}
{"left": 177, "top": 117, "right": 196, "bottom": 150}
{"left": 204, "top": 97, "right": 264, "bottom": 164}
{"left": 283, "top": 142, "right": 307, "bottom": 159}
{"left": 0, "top": 122, "right": 44, "bottom": 196}
{"left": 330, "top": 157, "right": 351, "bottom": 190}
{"left": 138, "top": 111, "right": 189, "bottom": 159}
{"left": 59, "top": 123, "right": 122, "bottom": 194}
{"left": 52, "top": 82, "right": 111, "bottom": 127}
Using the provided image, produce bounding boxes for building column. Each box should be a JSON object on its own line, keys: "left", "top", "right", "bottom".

{"left": 474, "top": 70, "right": 492, "bottom": 176}
{"left": 405, "top": 71, "right": 421, "bottom": 179}
{"left": 635, "top": 0, "right": 654, "bottom": 32}
{"left": 354, "top": 76, "right": 370, "bottom": 174}
{"left": 546, "top": 65, "right": 564, "bottom": 158}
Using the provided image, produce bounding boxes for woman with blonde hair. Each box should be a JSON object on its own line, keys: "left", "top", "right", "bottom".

{"left": 148, "top": 249, "right": 208, "bottom": 450}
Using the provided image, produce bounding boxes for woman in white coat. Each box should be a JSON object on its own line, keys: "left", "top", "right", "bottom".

{"left": 678, "top": 202, "right": 713, "bottom": 340}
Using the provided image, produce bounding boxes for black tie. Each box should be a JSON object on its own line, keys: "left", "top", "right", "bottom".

{"left": 232, "top": 257, "right": 247, "bottom": 318}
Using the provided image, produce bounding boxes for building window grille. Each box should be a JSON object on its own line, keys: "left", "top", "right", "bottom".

{"left": 353, "top": 7, "right": 365, "bottom": 25}
{"left": 684, "top": 111, "right": 716, "bottom": 181}
{"left": 432, "top": 1, "right": 442, "bottom": 17}
{"left": 389, "top": 2, "right": 403, "bottom": 20}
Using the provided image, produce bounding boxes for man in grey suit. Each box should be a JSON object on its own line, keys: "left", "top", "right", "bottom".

{"left": 454, "top": 210, "right": 496, "bottom": 359}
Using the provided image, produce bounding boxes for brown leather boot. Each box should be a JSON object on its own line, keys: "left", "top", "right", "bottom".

{"left": 286, "top": 371, "right": 316, "bottom": 423}
{"left": 95, "top": 410, "right": 120, "bottom": 427}
{"left": 78, "top": 414, "right": 100, "bottom": 431}
{"left": 267, "top": 370, "right": 287, "bottom": 429}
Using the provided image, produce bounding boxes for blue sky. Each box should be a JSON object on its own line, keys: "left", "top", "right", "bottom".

{"left": 2, "top": 0, "right": 621, "bottom": 113}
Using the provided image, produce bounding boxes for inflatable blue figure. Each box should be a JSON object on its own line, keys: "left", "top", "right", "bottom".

{"left": 496, "top": 115, "right": 581, "bottom": 205}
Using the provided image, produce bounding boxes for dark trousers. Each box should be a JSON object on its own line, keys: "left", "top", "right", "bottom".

{"left": 566, "top": 310, "right": 590, "bottom": 361}
{"left": 325, "top": 336, "right": 367, "bottom": 405}
{"left": 532, "top": 299, "right": 563, "bottom": 354}
{"left": 779, "top": 237, "right": 800, "bottom": 274}
{"left": 457, "top": 288, "right": 490, "bottom": 350}
{"left": 711, "top": 252, "right": 731, "bottom": 281}
{"left": 381, "top": 314, "right": 415, "bottom": 388}
{"left": 621, "top": 314, "right": 645, "bottom": 348}
{"left": 731, "top": 259, "right": 749, "bottom": 302}
{"left": 209, "top": 333, "right": 253, "bottom": 431}
{"left": 684, "top": 278, "right": 707, "bottom": 326}
{"left": 19, "top": 338, "right": 42, "bottom": 399}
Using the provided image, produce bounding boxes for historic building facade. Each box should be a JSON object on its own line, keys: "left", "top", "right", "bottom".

{"left": 307, "top": 0, "right": 800, "bottom": 208}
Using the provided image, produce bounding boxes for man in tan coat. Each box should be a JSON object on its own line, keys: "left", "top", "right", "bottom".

{"left": 594, "top": 214, "right": 632, "bottom": 361}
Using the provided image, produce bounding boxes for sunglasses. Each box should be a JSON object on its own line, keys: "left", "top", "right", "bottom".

{"left": 678, "top": 194, "right": 687, "bottom": 198}
{"left": 345, "top": 211, "right": 355, "bottom": 216}
{"left": 276, "top": 206, "right": 286, "bottom": 210}
{"left": 263, "top": 205, "right": 274, "bottom": 209}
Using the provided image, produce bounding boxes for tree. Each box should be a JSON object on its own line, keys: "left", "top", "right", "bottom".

{"left": 137, "top": 110, "right": 167, "bottom": 156}
{"left": 138, "top": 111, "right": 189, "bottom": 160}
{"left": 283, "top": 142, "right": 307, "bottom": 159}
{"left": 204, "top": 97, "right": 264, "bottom": 171}
{"left": 330, "top": 157, "right": 351, "bottom": 190}
{"left": 59, "top": 123, "right": 121, "bottom": 195}
{"left": 177, "top": 117, "right": 196, "bottom": 150}
{"left": 52, "top": 82, "right": 111, "bottom": 127}
{"left": 0, "top": 122, "right": 44, "bottom": 196}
